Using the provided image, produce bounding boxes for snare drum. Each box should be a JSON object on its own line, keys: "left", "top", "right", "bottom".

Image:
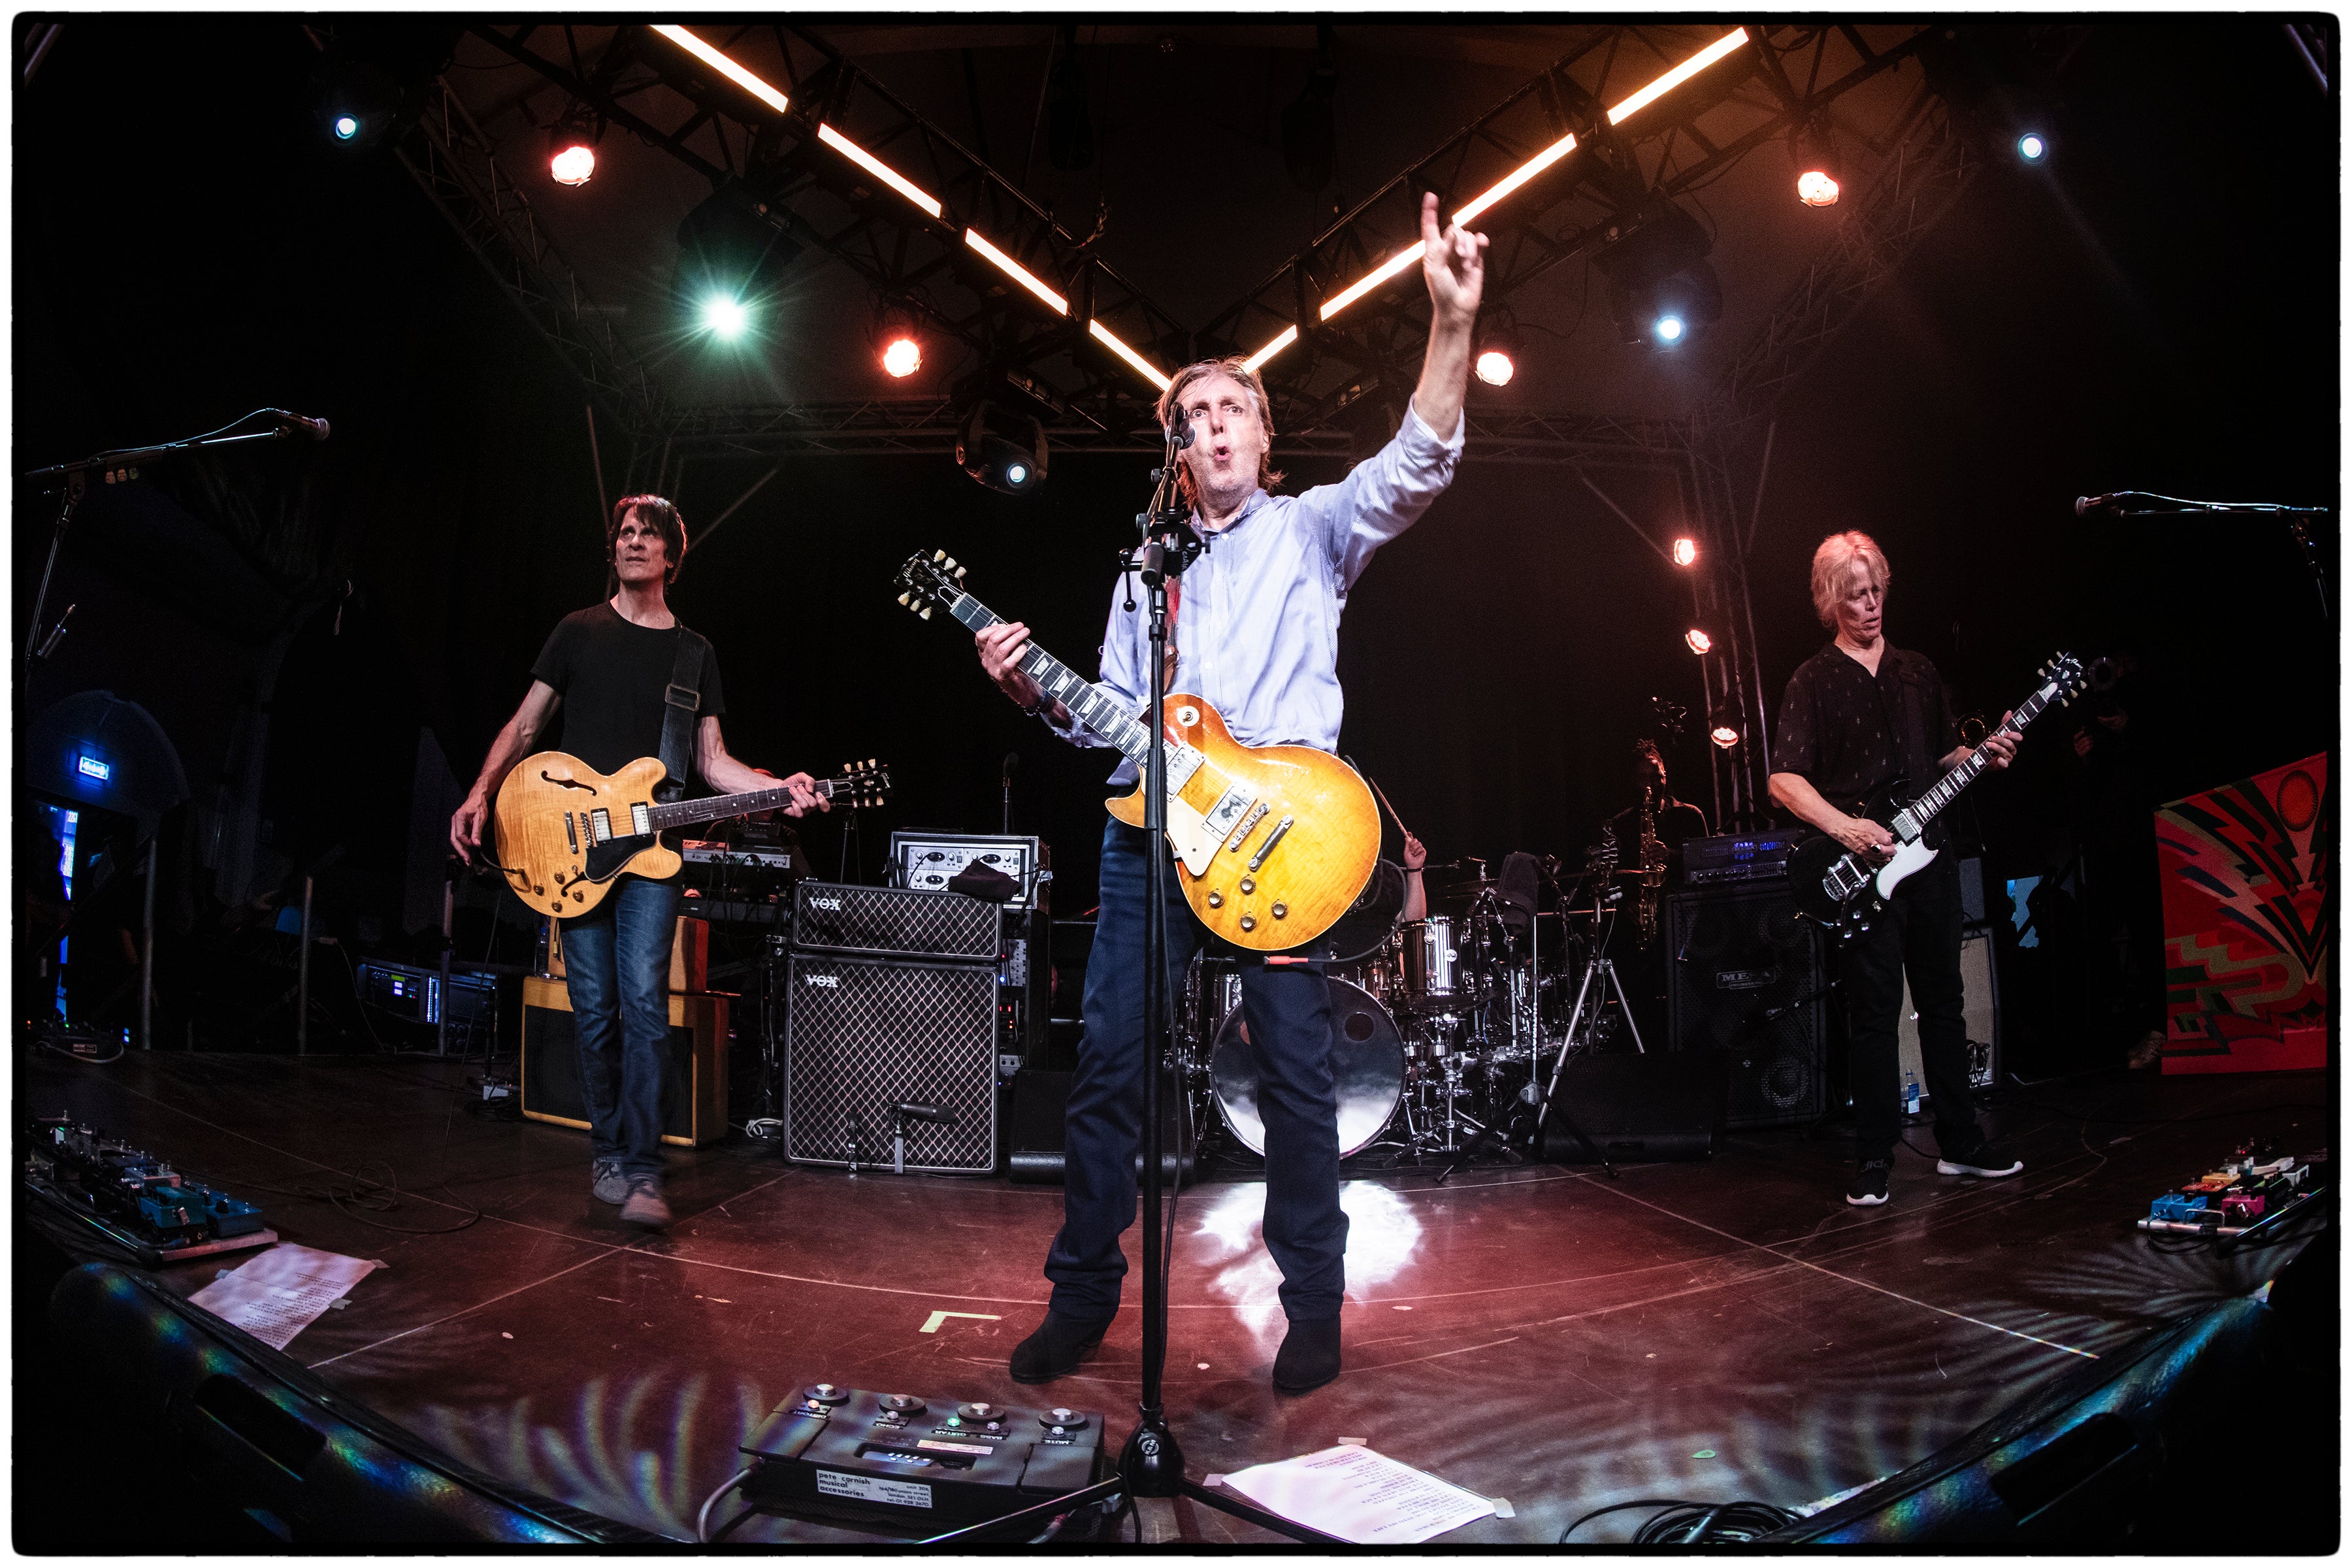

{"left": 1399, "top": 916, "right": 1460, "bottom": 1007}
{"left": 1209, "top": 976, "right": 1404, "bottom": 1158}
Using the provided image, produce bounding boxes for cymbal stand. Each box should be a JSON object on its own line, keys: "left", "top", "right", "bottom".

{"left": 1522, "top": 946, "right": 1627, "bottom": 1179}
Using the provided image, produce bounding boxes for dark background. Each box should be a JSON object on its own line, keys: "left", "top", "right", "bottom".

{"left": 14, "top": 20, "right": 2336, "bottom": 1067}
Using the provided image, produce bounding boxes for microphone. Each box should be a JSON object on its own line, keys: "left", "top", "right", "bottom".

{"left": 271, "top": 410, "right": 331, "bottom": 441}
{"left": 1167, "top": 418, "right": 1194, "bottom": 451}
{"left": 1003, "top": 751, "right": 1020, "bottom": 781}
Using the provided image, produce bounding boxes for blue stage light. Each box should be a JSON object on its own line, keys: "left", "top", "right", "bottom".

{"left": 1005, "top": 462, "right": 1029, "bottom": 487}
{"left": 334, "top": 114, "right": 360, "bottom": 140}
{"left": 2017, "top": 131, "right": 2048, "bottom": 162}
{"left": 1654, "top": 314, "right": 1686, "bottom": 345}
{"left": 700, "top": 295, "right": 749, "bottom": 340}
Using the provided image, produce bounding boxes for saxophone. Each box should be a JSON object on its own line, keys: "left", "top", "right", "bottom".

{"left": 1636, "top": 785, "right": 1668, "bottom": 947}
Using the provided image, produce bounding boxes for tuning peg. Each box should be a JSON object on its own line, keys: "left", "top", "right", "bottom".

{"left": 919, "top": 606, "right": 932, "bottom": 620}
{"left": 932, "top": 548, "right": 946, "bottom": 562}
{"left": 955, "top": 566, "right": 967, "bottom": 581}
{"left": 898, "top": 592, "right": 911, "bottom": 606}
{"left": 944, "top": 555, "right": 958, "bottom": 570}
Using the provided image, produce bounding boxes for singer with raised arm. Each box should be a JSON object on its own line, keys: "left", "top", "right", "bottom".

{"left": 1767, "top": 531, "right": 2021, "bottom": 1209}
{"left": 448, "top": 496, "right": 827, "bottom": 1231}
{"left": 972, "top": 193, "right": 1484, "bottom": 1395}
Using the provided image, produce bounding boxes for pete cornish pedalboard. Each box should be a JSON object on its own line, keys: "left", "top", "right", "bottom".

{"left": 740, "top": 1384, "right": 1105, "bottom": 1527}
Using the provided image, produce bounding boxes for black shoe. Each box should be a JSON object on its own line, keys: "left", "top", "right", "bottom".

{"left": 1008, "top": 1312, "right": 1110, "bottom": 1384}
{"left": 619, "top": 1175, "right": 671, "bottom": 1229}
{"left": 1272, "top": 1318, "right": 1342, "bottom": 1393}
{"left": 1846, "top": 1158, "right": 1892, "bottom": 1207}
{"left": 1938, "top": 1139, "right": 2023, "bottom": 1179}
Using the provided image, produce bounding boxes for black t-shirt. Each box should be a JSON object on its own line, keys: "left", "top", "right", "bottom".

{"left": 531, "top": 603, "right": 727, "bottom": 782}
{"left": 1771, "top": 641, "right": 1955, "bottom": 841}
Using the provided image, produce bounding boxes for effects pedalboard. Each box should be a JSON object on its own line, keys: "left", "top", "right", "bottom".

{"left": 2135, "top": 1138, "right": 2327, "bottom": 1243}
{"left": 24, "top": 1115, "right": 276, "bottom": 1266}
{"left": 738, "top": 1384, "right": 1107, "bottom": 1530}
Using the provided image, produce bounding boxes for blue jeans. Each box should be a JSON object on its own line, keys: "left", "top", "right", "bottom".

{"left": 1047, "top": 818, "right": 1348, "bottom": 1324}
{"left": 561, "top": 873, "right": 679, "bottom": 1180}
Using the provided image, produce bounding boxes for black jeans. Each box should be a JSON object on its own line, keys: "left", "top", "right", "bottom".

{"left": 1047, "top": 817, "right": 1348, "bottom": 1324}
{"left": 1840, "top": 853, "right": 1982, "bottom": 1162}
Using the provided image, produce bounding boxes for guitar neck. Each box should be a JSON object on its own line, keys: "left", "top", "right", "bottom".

{"left": 1898, "top": 683, "right": 2058, "bottom": 836}
{"left": 944, "top": 593, "right": 1154, "bottom": 762}
{"left": 645, "top": 776, "right": 857, "bottom": 832}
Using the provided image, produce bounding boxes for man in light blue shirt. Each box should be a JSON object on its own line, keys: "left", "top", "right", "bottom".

{"left": 977, "top": 193, "right": 1485, "bottom": 1394}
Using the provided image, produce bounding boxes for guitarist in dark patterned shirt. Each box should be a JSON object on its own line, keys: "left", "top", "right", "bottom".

{"left": 1767, "top": 531, "right": 2022, "bottom": 1207}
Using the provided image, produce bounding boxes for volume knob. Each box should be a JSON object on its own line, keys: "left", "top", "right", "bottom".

{"left": 1239, "top": 915, "right": 1257, "bottom": 933}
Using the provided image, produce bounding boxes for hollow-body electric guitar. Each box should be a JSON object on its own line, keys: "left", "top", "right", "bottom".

{"left": 491, "top": 755, "right": 889, "bottom": 919}
{"left": 1785, "top": 653, "right": 2084, "bottom": 938}
{"left": 896, "top": 549, "right": 1378, "bottom": 952}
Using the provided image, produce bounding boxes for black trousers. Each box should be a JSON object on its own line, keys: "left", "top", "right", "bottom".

{"left": 1045, "top": 817, "right": 1348, "bottom": 1324}
{"left": 1840, "top": 853, "right": 1983, "bottom": 1161}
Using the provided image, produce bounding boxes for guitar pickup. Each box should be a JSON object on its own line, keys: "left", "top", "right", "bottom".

{"left": 1247, "top": 815, "right": 1294, "bottom": 872}
{"left": 1224, "top": 800, "right": 1272, "bottom": 853}
{"left": 1203, "top": 787, "right": 1258, "bottom": 845}
{"left": 589, "top": 807, "right": 612, "bottom": 843}
{"left": 630, "top": 802, "right": 653, "bottom": 836}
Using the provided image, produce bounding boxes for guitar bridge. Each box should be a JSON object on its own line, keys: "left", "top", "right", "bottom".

{"left": 1224, "top": 800, "right": 1271, "bottom": 853}
{"left": 1247, "top": 815, "right": 1294, "bottom": 872}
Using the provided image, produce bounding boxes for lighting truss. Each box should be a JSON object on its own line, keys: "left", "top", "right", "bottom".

{"left": 391, "top": 74, "right": 667, "bottom": 433}
{"left": 1201, "top": 24, "right": 1929, "bottom": 436}
{"left": 470, "top": 24, "right": 1192, "bottom": 431}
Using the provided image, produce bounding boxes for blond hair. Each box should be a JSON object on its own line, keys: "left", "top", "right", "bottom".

{"left": 1810, "top": 531, "right": 1891, "bottom": 628}
{"left": 1155, "top": 357, "right": 1284, "bottom": 507}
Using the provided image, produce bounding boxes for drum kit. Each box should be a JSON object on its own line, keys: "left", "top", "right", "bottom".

{"left": 1180, "top": 853, "right": 1622, "bottom": 1167}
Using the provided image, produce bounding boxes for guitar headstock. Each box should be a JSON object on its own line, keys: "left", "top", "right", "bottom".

{"left": 2038, "top": 652, "right": 2088, "bottom": 707}
{"left": 832, "top": 759, "right": 892, "bottom": 809}
{"left": 896, "top": 549, "right": 968, "bottom": 623}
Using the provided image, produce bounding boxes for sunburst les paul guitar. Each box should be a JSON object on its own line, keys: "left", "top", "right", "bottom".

{"left": 896, "top": 549, "right": 1379, "bottom": 952}
{"left": 491, "top": 755, "right": 889, "bottom": 919}
{"left": 1786, "top": 653, "right": 2084, "bottom": 938}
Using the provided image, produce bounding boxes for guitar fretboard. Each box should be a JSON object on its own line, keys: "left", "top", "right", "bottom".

{"left": 1896, "top": 680, "right": 2061, "bottom": 838}
{"left": 645, "top": 776, "right": 860, "bottom": 832}
{"left": 945, "top": 595, "right": 1155, "bottom": 762}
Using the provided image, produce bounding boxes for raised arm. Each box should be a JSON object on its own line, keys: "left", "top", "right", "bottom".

{"left": 451, "top": 679, "right": 561, "bottom": 860}
{"left": 1408, "top": 191, "right": 1486, "bottom": 445}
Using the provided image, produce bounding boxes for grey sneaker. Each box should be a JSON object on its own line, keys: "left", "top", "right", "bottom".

{"left": 591, "top": 1159, "right": 628, "bottom": 1205}
{"left": 619, "top": 1175, "right": 672, "bottom": 1229}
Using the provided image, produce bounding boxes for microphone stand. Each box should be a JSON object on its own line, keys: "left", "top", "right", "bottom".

{"left": 19, "top": 419, "right": 314, "bottom": 687}
{"left": 2082, "top": 491, "right": 2332, "bottom": 620}
{"left": 921, "top": 424, "right": 1343, "bottom": 1548}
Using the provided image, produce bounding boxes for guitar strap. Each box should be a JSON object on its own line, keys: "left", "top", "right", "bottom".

{"left": 656, "top": 627, "right": 708, "bottom": 804}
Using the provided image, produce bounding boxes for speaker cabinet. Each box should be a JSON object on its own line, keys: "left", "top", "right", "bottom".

{"left": 1537, "top": 1051, "right": 1723, "bottom": 1163}
{"left": 783, "top": 955, "right": 999, "bottom": 1173}
{"left": 1897, "top": 928, "right": 2001, "bottom": 1105}
{"left": 519, "top": 976, "right": 729, "bottom": 1147}
{"left": 1667, "top": 887, "right": 1827, "bottom": 1128}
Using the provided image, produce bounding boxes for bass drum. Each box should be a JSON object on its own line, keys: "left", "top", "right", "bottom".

{"left": 1210, "top": 976, "right": 1404, "bottom": 1158}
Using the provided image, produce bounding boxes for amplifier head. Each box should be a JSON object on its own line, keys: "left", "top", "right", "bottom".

{"left": 889, "top": 832, "right": 1043, "bottom": 908}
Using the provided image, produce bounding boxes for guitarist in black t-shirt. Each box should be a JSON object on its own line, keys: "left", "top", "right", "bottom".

{"left": 450, "top": 495, "right": 826, "bottom": 1228}
{"left": 1767, "top": 531, "right": 2020, "bottom": 1209}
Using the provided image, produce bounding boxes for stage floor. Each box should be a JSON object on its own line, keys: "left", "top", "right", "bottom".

{"left": 22, "top": 1050, "right": 2324, "bottom": 1545}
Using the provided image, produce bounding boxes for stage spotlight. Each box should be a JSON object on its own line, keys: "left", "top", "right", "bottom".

{"left": 2017, "top": 131, "right": 2049, "bottom": 162}
{"left": 1710, "top": 725, "right": 1740, "bottom": 749}
{"left": 700, "top": 294, "right": 749, "bottom": 340}
{"left": 1597, "top": 199, "right": 1722, "bottom": 350}
{"left": 873, "top": 299, "right": 923, "bottom": 378}
{"left": 1789, "top": 120, "right": 1842, "bottom": 207}
{"left": 310, "top": 24, "right": 459, "bottom": 152}
{"left": 1685, "top": 629, "right": 1713, "bottom": 655}
{"left": 1673, "top": 537, "right": 1698, "bottom": 566}
{"left": 1473, "top": 308, "right": 1524, "bottom": 387}
{"left": 673, "top": 186, "right": 803, "bottom": 335}
{"left": 550, "top": 142, "right": 595, "bottom": 186}
{"left": 957, "top": 400, "right": 1048, "bottom": 496}
{"left": 333, "top": 114, "right": 359, "bottom": 140}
